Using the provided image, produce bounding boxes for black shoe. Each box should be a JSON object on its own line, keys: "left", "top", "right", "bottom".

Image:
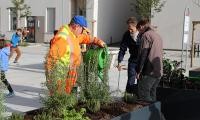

{"left": 13, "top": 61, "right": 18, "bottom": 63}
{"left": 6, "top": 92, "right": 15, "bottom": 98}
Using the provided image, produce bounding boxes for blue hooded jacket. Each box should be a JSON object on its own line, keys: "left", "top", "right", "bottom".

{"left": 0, "top": 47, "right": 10, "bottom": 71}
{"left": 11, "top": 33, "right": 21, "bottom": 47}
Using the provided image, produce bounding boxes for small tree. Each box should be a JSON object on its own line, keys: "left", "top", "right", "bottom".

{"left": 78, "top": 47, "right": 111, "bottom": 113}
{"left": 134, "top": 0, "right": 166, "bottom": 19}
{"left": 9, "top": 0, "right": 31, "bottom": 28}
{"left": 193, "top": 0, "right": 200, "bottom": 7}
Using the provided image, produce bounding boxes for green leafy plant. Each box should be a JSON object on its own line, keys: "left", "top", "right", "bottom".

{"left": 86, "top": 99, "right": 100, "bottom": 113}
{"left": 78, "top": 47, "right": 111, "bottom": 113}
{"left": 8, "top": 0, "right": 31, "bottom": 28}
{"left": 43, "top": 52, "right": 78, "bottom": 111}
{"left": 132, "top": 0, "right": 166, "bottom": 18}
{"left": 124, "top": 92, "right": 137, "bottom": 104}
{"left": 0, "top": 82, "right": 5, "bottom": 120}
{"left": 38, "top": 49, "right": 80, "bottom": 119}
{"left": 160, "top": 58, "right": 187, "bottom": 88}
{"left": 62, "top": 108, "right": 90, "bottom": 120}
{"left": 7, "top": 113, "right": 24, "bottom": 120}
{"left": 33, "top": 110, "right": 56, "bottom": 120}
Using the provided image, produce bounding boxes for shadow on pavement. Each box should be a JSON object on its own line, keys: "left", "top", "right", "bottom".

{"left": 5, "top": 84, "right": 46, "bottom": 113}
{"left": 9, "top": 63, "right": 45, "bottom": 74}
{"left": 18, "top": 63, "right": 44, "bottom": 70}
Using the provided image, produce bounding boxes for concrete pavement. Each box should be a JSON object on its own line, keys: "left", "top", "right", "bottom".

{"left": 3, "top": 43, "right": 200, "bottom": 116}
{"left": 4, "top": 44, "right": 48, "bottom": 116}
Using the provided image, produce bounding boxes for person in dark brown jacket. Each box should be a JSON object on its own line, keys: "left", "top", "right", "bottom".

{"left": 136, "top": 18, "right": 163, "bottom": 103}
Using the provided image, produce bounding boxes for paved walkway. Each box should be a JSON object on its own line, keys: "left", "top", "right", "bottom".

{"left": 4, "top": 44, "right": 47, "bottom": 116}
{"left": 3, "top": 44, "right": 200, "bottom": 116}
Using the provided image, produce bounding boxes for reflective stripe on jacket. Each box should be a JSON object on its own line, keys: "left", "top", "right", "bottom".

{"left": 46, "top": 24, "right": 105, "bottom": 94}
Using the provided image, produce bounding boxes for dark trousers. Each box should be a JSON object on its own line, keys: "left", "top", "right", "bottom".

{"left": 138, "top": 75, "right": 160, "bottom": 102}
{"left": 1, "top": 71, "right": 13, "bottom": 93}
{"left": 125, "top": 62, "right": 137, "bottom": 94}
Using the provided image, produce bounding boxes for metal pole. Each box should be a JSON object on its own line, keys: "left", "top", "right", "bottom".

{"left": 181, "top": 33, "right": 184, "bottom": 69}
{"left": 182, "top": 7, "right": 190, "bottom": 70}
{"left": 185, "top": 42, "right": 188, "bottom": 70}
{"left": 181, "top": 8, "right": 186, "bottom": 69}
{"left": 191, "top": 23, "right": 195, "bottom": 67}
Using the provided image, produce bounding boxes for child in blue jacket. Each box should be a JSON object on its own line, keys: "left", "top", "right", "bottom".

{"left": 9, "top": 28, "right": 22, "bottom": 63}
{"left": 0, "top": 34, "right": 14, "bottom": 97}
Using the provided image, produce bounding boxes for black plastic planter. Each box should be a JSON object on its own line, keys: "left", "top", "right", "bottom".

{"left": 112, "top": 102, "right": 161, "bottom": 120}
{"left": 157, "top": 87, "right": 200, "bottom": 120}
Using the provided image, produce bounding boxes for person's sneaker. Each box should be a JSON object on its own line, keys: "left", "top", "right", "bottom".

{"left": 13, "top": 61, "right": 18, "bottom": 63}
{"left": 6, "top": 92, "right": 15, "bottom": 98}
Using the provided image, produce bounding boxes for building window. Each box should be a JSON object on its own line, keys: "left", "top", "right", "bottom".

{"left": 9, "top": 8, "right": 17, "bottom": 31}
{"left": 46, "top": 8, "right": 55, "bottom": 33}
{"left": 71, "top": 0, "right": 86, "bottom": 17}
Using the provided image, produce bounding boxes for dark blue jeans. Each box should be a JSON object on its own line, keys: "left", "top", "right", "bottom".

{"left": 125, "top": 62, "right": 137, "bottom": 94}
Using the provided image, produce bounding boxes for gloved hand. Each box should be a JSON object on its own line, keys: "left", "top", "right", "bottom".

{"left": 99, "top": 42, "right": 106, "bottom": 48}
{"left": 93, "top": 37, "right": 106, "bottom": 48}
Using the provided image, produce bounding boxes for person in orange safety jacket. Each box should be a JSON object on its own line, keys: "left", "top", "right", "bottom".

{"left": 46, "top": 15, "right": 105, "bottom": 94}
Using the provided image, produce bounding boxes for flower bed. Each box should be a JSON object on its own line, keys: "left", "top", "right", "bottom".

{"left": 23, "top": 101, "right": 161, "bottom": 120}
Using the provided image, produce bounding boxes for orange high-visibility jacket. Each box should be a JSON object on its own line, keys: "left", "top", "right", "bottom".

{"left": 46, "top": 24, "right": 104, "bottom": 94}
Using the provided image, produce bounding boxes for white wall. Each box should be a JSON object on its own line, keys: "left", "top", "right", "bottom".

{"left": 0, "top": 0, "right": 72, "bottom": 42}
{"left": 151, "top": 0, "right": 200, "bottom": 50}
{"left": 95, "top": 0, "right": 136, "bottom": 44}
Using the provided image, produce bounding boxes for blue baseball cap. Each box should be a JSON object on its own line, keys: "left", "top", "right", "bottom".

{"left": 72, "top": 15, "right": 87, "bottom": 27}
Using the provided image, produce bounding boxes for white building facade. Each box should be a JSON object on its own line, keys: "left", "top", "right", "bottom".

{"left": 151, "top": 0, "right": 200, "bottom": 50}
{"left": 0, "top": 0, "right": 134, "bottom": 44}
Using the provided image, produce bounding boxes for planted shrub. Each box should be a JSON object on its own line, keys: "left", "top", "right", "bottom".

{"left": 78, "top": 47, "right": 111, "bottom": 112}
{"left": 86, "top": 99, "right": 101, "bottom": 113}
{"left": 42, "top": 61, "right": 78, "bottom": 110}
{"left": 7, "top": 113, "right": 24, "bottom": 120}
{"left": 160, "top": 58, "right": 188, "bottom": 88}
{"left": 124, "top": 92, "right": 137, "bottom": 104}
{"left": 43, "top": 50, "right": 89, "bottom": 119}
{"left": 33, "top": 109, "right": 56, "bottom": 120}
{"left": 61, "top": 108, "right": 90, "bottom": 120}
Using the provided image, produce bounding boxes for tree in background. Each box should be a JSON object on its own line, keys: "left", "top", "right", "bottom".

{"left": 193, "top": 0, "right": 200, "bottom": 7}
{"left": 9, "top": 0, "right": 31, "bottom": 28}
{"left": 134, "top": 0, "right": 166, "bottom": 19}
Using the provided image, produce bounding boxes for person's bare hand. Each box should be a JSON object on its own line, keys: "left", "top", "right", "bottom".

{"left": 136, "top": 73, "right": 140, "bottom": 80}
{"left": 116, "top": 64, "right": 122, "bottom": 71}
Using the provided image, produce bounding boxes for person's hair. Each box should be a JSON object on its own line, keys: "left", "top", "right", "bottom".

{"left": 53, "top": 30, "right": 58, "bottom": 36}
{"left": 0, "top": 40, "right": 11, "bottom": 49}
{"left": 69, "top": 18, "right": 76, "bottom": 25}
{"left": 16, "top": 28, "right": 22, "bottom": 32}
{"left": 126, "top": 17, "right": 137, "bottom": 25}
{"left": 136, "top": 18, "right": 150, "bottom": 30}
{"left": 69, "top": 20, "right": 77, "bottom": 29}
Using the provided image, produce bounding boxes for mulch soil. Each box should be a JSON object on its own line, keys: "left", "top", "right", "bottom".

{"left": 24, "top": 101, "right": 143, "bottom": 120}
{"left": 85, "top": 101, "right": 143, "bottom": 120}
